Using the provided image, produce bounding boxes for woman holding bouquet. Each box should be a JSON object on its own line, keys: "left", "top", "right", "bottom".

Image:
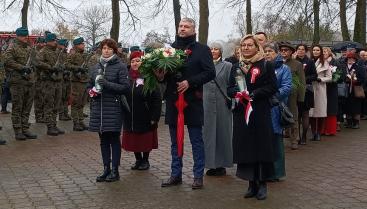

{"left": 88, "top": 38, "right": 130, "bottom": 182}
{"left": 227, "top": 34, "right": 277, "bottom": 200}
{"left": 121, "top": 51, "right": 162, "bottom": 170}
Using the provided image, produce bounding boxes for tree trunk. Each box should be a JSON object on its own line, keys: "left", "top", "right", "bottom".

{"left": 246, "top": 0, "right": 252, "bottom": 34}
{"left": 313, "top": 0, "right": 320, "bottom": 44}
{"left": 173, "top": 0, "right": 181, "bottom": 35}
{"left": 21, "top": 0, "right": 30, "bottom": 28}
{"left": 198, "top": 0, "right": 209, "bottom": 44}
{"left": 353, "top": 0, "right": 366, "bottom": 45}
{"left": 339, "top": 0, "right": 350, "bottom": 41}
{"left": 110, "top": 0, "right": 120, "bottom": 42}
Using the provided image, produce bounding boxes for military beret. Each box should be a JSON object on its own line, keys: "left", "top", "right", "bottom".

{"left": 44, "top": 30, "right": 51, "bottom": 36}
{"left": 45, "top": 33, "right": 57, "bottom": 42}
{"left": 73, "top": 37, "right": 84, "bottom": 45}
{"left": 15, "top": 27, "right": 29, "bottom": 37}
{"left": 130, "top": 46, "right": 140, "bottom": 52}
{"left": 57, "top": 39, "right": 68, "bottom": 47}
{"left": 36, "top": 37, "right": 45, "bottom": 43}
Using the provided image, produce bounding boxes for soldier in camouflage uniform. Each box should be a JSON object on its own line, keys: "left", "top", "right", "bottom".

{"left": 66, "top": 37, "right": 89, "bottom": 131}
{"left": 36, "top": 33, "right": 65, "bottom": 136}
{"left": 57, "top": 39, "right": 72, "bottom": 121}
{"left": 3, "top": 27, "right": 37, "bottom": 140}
{"left": 0, "top": 50, "right": 6, "bottom": 145}
{"left": 34, "top": 37, "right": 46, "bottom": 123}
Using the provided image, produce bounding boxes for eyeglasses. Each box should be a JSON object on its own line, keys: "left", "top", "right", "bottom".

{"left": 280, "top": 49, "right": 291, "bottom": 52}
{"left": 241, "top": 44, "right": 255, "bottom": 48}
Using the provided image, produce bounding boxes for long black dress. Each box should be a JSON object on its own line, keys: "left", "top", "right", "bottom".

{"left": 227, "top": 59, "right": 277, "bottom": 181}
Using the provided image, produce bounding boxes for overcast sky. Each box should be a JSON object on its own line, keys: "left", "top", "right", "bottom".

{"left": 0, "top": 0, "right": 265, "bottom": 45}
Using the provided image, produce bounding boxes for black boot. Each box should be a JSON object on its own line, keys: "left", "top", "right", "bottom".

{"left": 244, "top": 181, "right": 258, "bottom": 198}
{"left": 105, "top": 167, "right": 120, "bottom": 182}
{"left": 312, "top": 133, "right": 321, "bottom": 141}
{"left": 23, "top": 130, "right": 37, "bottom": 139}
{"left": 47, "top": 127, "right": 59, "bottom": 136}
{"left": 55, "top": 126, "right": 65, "bottom": 135}
{"left": 14, "top": 129, "right": 26, "bottom": 141}
{"left": 299, "top": 132, "right": 307, "bottom": 145}
{"left": 0, "top": 137, "right": 6, "bottom": 145}
{"left": 96, "top": 165, "right": 111, "bottom": 182}
{"left": 131, "top": 160, "right": 142, "bottom": 170}
{"left": 73, "top": 123, "right": 84, "bottom": 131}
{"left": 352, "top": 119, "right": 360, "bottom": 129}
{"left": 138, "top": 160, "right": 150, "bottom": 170}
{"left": 344, "top": 119, "right": 353, "bottom": 128}
{"left": 256, "top": 181, "right": 268, "bottom": 200}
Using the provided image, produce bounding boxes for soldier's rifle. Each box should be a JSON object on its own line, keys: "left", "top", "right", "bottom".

{"left": 22, "top": 38, "right": 37, "bottom": 79}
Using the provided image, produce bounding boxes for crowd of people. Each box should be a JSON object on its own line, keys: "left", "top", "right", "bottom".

{"left": 1, "top": 17, "right": 367, "bottom": 201}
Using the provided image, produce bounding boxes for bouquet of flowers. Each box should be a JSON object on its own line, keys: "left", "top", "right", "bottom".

{"left": 331, "top": 65, "right": 342, "bottom": 83}
{"left": 139, "top": 47, "right": 190, "bottom": 94}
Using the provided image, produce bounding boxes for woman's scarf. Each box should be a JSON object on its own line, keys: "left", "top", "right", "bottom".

{"left": 129, "top": 69, "right": 140, "bottom": 80}
{"left": 100, "top": 54, "right": 116, "bottom": 66}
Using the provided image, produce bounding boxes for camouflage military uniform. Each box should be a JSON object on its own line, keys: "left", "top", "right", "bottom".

{"left": 59, "top": 48, "right": 72, "bottom": 121}
{"left": 34, "top": 46, "right": 45, "bottom": 122}
{"left": 65, "top": 48, "right": 89, "bottom": 130}
{"left": 3, "top": 39, "right": 37, "bottom": 139}
{"left": 37, "top": 45, "right": 64, "bottom": 133}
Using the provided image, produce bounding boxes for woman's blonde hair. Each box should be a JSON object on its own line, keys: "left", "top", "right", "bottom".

{"left": 323, "top": 47, "right": 335, "bottom": 59}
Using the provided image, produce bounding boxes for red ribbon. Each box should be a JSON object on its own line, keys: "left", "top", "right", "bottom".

{"left": 235, "top": 91, "right": 253, "bottom": 125}
{"left": 175, "top": 92, "right": 187, "bottom": 157}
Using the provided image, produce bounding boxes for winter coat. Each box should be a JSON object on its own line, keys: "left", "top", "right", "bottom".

{"left": 224, "top": 56, "right": 239, "bottom": 65}
{"left": 122, "top": 71, "right": 162, "bottom": 133}
{"left": 228, "top": 59, "right": 277, "bottom": 164}
{"left": 326, "top": 58, "right": 339, "bottom": 116}
{"left": 88, "top": 55, "right": 130, "bottom": 132}
{"left": 271, "top": 55, "right": 292, "bottom": 134}
{"left": 296, "top": 56, "right": 318, "bottom": 111}
{"left": 309, "top": 59, "right": 332, "bottom": 118}
{"left": 203, "top": 60, "right": 233, "bottom": 168}
{"left": 163, "top": 35, "right": 216, "bottom": 126}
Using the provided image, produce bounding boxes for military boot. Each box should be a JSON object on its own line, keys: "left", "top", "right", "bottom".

{"left": 73, "top": 123, "right": 84, "bottom": 131}
{"left": 23, "top": 129, "right": 37, "bottom": 139}
{"left": 80, "top": 121, "right": 89, "bottom": 131}
{"left": 14, "top": 129, "right": 27, "bottom": 141}
{"left": 55, "top": 126, "right": 65, "bottom": 135}
{"left": 47, "top": 127, "right": 59, "bottom": 136}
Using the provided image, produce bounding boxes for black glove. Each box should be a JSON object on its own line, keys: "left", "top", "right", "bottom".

{"left": 21, "top": 66, "right": 32, "bottom": 74}
{"left": 317, "top": 78, "right": 322, "bottom": 82}
{"left": 96, "top": 78, "right": 107, "bottom": 87}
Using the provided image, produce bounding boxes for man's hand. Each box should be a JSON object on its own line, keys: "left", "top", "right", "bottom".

{"left": 153, "top": 69, "right": 166, "bottom": 81}
{"left": 177, "top": 80, "right": 189, "bottom": 93}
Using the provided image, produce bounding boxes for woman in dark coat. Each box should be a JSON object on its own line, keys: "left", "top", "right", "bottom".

{"left": 322, "top": 47, "right": 339, "bottom": 136}
{"left": 121, "top": 51, "right": 162, "bottom": 170}
{"left": 227, "top": 35, "right": 277, "bottom": 200}
{"left": 342, "top": 52, "right": 366, "bottom": 129}
{"left": 295, "top": 44, "right": 318, "bottom": 144}
{"left": 88, "top": 39, "right": 130, "bottom": 182}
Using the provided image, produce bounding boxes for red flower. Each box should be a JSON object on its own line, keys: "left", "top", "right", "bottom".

{"left": 185, "top": 49, "right": 192, "bottom": 55}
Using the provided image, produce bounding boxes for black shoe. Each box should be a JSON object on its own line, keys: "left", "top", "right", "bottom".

{"left": 192, "top": 178, "right": 203, "bottom": 189}
{"left": 105, "top": 167, "right": 120, "bottom": 182}
{"left": 55, "top": 127, "right": 65, "bottom": 135}
{"left": 47, "top": 127, "right": 59, "bottom": 136}
{"left": 256, "top": 182, "right": 267, "bottom": 200}
{"left": 15, "top": 132, "right": 27, "bottom": 141}
{"left": 96, "top": 165, "right": 111, "bottom": 182}
{"left": 0, "top": 139, "right": 6, "bottom": 145}
{"left": 312, "top": 133, "right": 321, "bottom": 141}
{"left": 215, "top": 168, "right": 226, "bottom": 176}
{"left": 161, "top": 176, "right": 182, "bottom": 187}
{"left": 244, "top": 181, "right": 258, "bottom": 198}
{"left": 131, "top": 160, "right": 142, "bottom": 170}
{"left": 206, "top": 169, "right": 217, "bottom": 176}
{"left": 137, "top": 161, "right": 150, "bottom": 170}
{"left": 22, "top": 130, "right": 37, "bottom": 139}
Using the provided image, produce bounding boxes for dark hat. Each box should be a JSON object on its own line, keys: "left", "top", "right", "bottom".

{"left": 73, "top": 37, "right": 84, "bottom": 45}
{"left": 45, "top": 33, "right": 57, "bottom": 42}
{"left": 57, "top": 39, "right": 68, "bottom": 47}
{"left": 15, "top": 27, "right": 29, "bottom": 37}
{"left": 278, "top": 41, "right": 295, "bottom": 52}
{"left": 130, "top": 45, "right": 140, "bottom": 52}
{"left": 130, "top": 51, "right": 144, "bottom": 60}
{"left": 36, "top": 37, "right": 45, "bottom": 43}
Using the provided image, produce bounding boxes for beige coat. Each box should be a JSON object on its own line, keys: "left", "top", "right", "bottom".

{"left": 309, "top": 59, "right": 332, "bottom": 118}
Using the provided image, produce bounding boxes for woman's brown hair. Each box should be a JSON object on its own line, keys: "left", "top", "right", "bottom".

{"left": 100, "top": 38, "right": 118, "bottom": 54}
{"left": 311, "top": 44, "right": 325, "bottom": 65}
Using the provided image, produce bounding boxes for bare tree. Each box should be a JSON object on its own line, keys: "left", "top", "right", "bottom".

{"left": 245, "top": 0, "right": 252, "bottom": 34}
{"left": 54, "top": 22, "right": 79, "bottom": 41}
{"left": 110, "top": 0, "right": 120, "bottom": 41}
{"left": 198, "top": 0, "right": 209, "bottom": 44}
{"left": 21, "top": 0, "right": 29, "bottom": 27}
{"left": 228, "top": 0, "right": 252, "bottom": 35}
{"left": 339, "top": 0, "right": 350, "bottom": 41}
{"left": 173, "top": 0, "right": 181, "bottom": 34}
{"left": 313, "top": 0, "right": 320, "bottom": 44}
{"left": 73, "top": 6, "right": 111, "bottom": 47}
{"left": 353, "top": 0, "right": 366, "bottom": 45}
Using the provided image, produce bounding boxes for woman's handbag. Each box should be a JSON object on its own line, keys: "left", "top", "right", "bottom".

{"left": 337, "top": 83, "right": 349, "bottom": 98}
{"left": 353, "top": 85, "right": 365, "bottom": 98}
{"left": 213, "top": 79, "right": 233, "bottom": 110}
{"left": 279, "top": 102, "right": 295, "bottom": 128}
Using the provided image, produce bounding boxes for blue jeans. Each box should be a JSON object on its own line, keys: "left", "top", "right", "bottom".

{"left": 169, "top": 125, "right": 205, "bottom": 179}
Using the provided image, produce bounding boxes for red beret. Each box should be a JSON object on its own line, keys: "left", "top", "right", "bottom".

{"left": 130, "top": 51, "right": 144, "bottom": 60}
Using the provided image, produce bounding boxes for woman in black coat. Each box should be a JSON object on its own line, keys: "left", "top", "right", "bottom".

{"left": 342, "top": 52, "right": 366, "bottom": 128}
{"left": 121, "top": 51, "right": 162, "bottom": 170}
{"left": 88, "top": 39, "right": 130, "bottom": 182}
{"left": 227, "top": 35, "right": 277, "bottom": 200}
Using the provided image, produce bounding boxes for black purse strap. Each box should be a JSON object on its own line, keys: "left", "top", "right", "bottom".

{"left": 213, "top": 79, "right": 231, "bottom": 101}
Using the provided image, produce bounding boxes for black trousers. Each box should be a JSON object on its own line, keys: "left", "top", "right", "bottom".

{"left": 99, "top": 131, "right": 121, "bottom": 167}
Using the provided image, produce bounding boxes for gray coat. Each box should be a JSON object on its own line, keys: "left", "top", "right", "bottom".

{"left": 203, "top": 60, "right": 233, "bottom": 169}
